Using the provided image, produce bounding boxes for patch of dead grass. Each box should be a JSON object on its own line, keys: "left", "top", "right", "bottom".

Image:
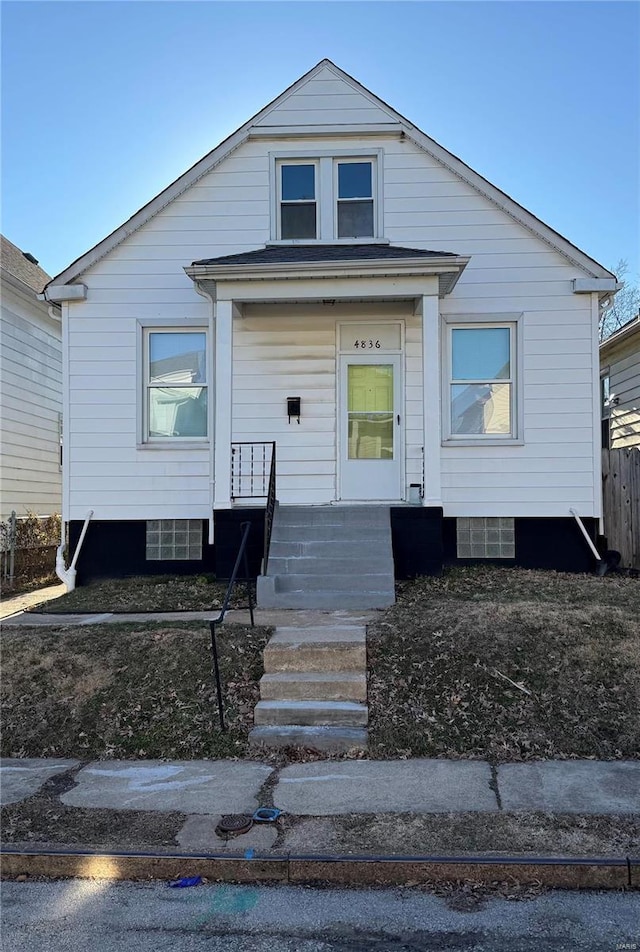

{"left": 368, "top": 567, "right": 640, "bottom": 762}
{"left": 29, "top": 574, "right": 253, "bottom": 614}
{"left": 1, "top": 621, "right": 270, "bottom": 760}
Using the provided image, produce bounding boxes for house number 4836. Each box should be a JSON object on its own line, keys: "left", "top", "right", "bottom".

{"left": 354, "top": 339, "right": 381, "bottom": 349}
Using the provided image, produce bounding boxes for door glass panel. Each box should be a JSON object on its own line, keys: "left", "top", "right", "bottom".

{"left": 348, "top": 364, "right": 393, "bottom": 459}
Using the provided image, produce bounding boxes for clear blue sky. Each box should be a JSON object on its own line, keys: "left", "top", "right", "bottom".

{"left": 2, "top": 1, "right": 638, "bottom": 279}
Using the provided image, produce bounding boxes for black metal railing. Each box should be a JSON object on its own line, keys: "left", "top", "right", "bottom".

{"left": 231, "top": 442, "right": 275, "bottom": 500}
{"left": 209, "top": 521, "right": 254, "bottom": 733}
{"left": 262, "top": 444, "right": 277, "bottom": 575}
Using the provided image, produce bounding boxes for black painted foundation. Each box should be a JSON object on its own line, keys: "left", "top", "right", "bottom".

{"left": 69, "top": 510, "right": 601, "bottom": 585}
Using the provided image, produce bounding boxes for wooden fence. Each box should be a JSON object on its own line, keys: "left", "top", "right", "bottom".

{"left": 602, "top": 447, "right": 640, "bottom": 568}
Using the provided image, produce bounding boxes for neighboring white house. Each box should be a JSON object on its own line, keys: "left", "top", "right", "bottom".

{"left": 43, "top": 60, "right": 618, "bottom": 582}
{"left": 600, "top": 315, "right": 640, "bottom": 449}
{"left": 1, "top": 236, "right": 61, "bottom": 522}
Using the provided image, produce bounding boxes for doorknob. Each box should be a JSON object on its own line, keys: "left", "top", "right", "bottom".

{"left": 397, "top": 414, "right": 400, "bottom": 424}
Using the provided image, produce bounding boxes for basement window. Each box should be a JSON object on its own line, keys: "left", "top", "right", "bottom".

{"left": 456, "top": 517, "right": 515, "bottom": 559}
{"left": 146, "top": 520, "right": 203, "bottom": 561}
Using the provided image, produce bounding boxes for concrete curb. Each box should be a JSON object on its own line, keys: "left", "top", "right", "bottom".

{"left": 1, "top": 848, "right": 636, "bottom": 889}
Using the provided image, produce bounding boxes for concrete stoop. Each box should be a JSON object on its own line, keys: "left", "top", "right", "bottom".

{"left": 256, "top": 505, "right": 395, "bottom": 611}
{"left": 249, "top": 623, "right": 369, "bottom": 752}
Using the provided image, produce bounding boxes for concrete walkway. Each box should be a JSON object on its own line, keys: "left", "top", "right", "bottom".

{"left": 0, "top": 583, "right": 66, "bottom": 620}
{"left": 3, "top": 756, "right": 638, "bottom": 817}
{"left": 0, "top": 607, "right": 375, "bottom": 628}
{"left": 2, "top": 757, "right": 639, "bottom": 885}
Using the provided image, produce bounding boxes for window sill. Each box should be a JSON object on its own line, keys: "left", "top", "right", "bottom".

{"left": 442, "top": 438, "right": 524, "bottom": 448}
{"left": 265, "top": 238, "right": 389, "bottom": 246}
{"left": 137, "top": 442, "right": 210, "bottom": 451}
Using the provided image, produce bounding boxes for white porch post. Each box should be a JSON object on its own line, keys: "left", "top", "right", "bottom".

{"left": 213, "top": 298, "right": 233, "bottom": 509}
{"left": 422, "top": 292, "right": 442, "bottom": 507}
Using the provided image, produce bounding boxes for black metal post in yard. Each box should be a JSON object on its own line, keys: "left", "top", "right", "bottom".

{"left": 242, "top": 532, "right": 255, "bottom": 629}
{"left": 208, "top": 520, "right": 254, "bottom": 733}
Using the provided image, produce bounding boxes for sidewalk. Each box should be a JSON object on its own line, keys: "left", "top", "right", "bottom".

{"left": 0, "top": 583, "right": 66, "bottom": 621}
{"left": 0, "top": 607, "right": 372, "bottom": 628}
{"left": 1, "top": 756, "right": 638, "bottom": 887}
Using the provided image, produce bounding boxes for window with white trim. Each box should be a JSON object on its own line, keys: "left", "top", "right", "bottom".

{"left": 144, "top": 329, "right": 207, "bottom": 441}
{"left": 279, "top": 162, "right": 318, "bottom": 239}
{"left": 336, "top": 160, "right": 374, "bottom": 238}
{"left": 274, "top": 153, "right": 380, "bottom": 241}
{"left": 446, "top": 323, "right": 517, "bottom": 440}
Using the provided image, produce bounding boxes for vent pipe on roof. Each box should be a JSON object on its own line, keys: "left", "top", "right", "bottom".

{"left": 22, "top": 252, "right": 39, "bottom": 265}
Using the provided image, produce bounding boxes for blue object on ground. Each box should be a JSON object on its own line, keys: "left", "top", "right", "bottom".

{"left": 168, "top": 876, "right": 203, "bottom": 888}
{"left": 252, "top": 807, "right": 281, "bottom": 823}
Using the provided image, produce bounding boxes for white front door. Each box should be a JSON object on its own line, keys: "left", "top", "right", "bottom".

{"left": 339, "top": 354, "right": 403, "bottom": 500}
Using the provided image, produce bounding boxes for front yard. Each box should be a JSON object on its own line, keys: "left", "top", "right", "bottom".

{"left": 2, "top": 566, "right": 638, "bottom": 763}
{"left": 1, "top": 622, "right": 270, "bottom": 760}
{"left": 368, "top": 567, "right": 640, "bottom": 761}
{"left": 28, "top": 573, "right": 248, "bottom": 613}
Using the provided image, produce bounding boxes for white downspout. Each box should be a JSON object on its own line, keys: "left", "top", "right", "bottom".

{"left": 56, "top": 509, "right": 93, "bottom": 591}
{"left": 569, "top": 507, "right": 602, "bottom": 563}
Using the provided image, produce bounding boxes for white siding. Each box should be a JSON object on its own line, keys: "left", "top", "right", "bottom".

{"left": 602, "top": 330, "right": 640, "bottom": 449}
{"left": 0, "top": 284, "right": 62, "bottom": 520}
{"left": 253, "top": 66, "right": 397, "bottom": 128}
{"left": 66, "top": 115, "right": 600, "bottom": 520}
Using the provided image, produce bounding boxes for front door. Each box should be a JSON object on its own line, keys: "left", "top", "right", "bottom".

{"left": 339, "top": 354, "right": 403, "bottom": 500}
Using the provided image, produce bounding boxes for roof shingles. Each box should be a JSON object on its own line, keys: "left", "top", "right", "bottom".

{"left": 192, "top": 244, "right": 458, "bottom": 268}
{"left": 1, "top": 235, "right": 51, "bottom": 293}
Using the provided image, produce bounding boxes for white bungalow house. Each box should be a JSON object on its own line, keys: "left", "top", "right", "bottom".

{"left": 43, "top": 60, "right": 618, "bottom": 596}
{"left": 1, "top": 236, "right": 61, "bottom": 522}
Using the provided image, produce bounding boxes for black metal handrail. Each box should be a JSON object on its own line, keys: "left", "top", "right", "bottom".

{"left": 262, "top": 444, "right": 277, "bottom": 575}
{"left": 231, "top": 442, "right": 275, "bottom": 499}
{"left": 209, "top": 521, "right": 255, "bottom": 732}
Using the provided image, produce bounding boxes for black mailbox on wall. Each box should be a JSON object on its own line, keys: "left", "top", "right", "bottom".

{"left": 287, "top": 396, "right": 301, "bottom": 423}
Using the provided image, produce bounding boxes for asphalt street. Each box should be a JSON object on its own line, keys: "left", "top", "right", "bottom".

{"left": 2, "top": 881, "right": 638, "bottom": 951}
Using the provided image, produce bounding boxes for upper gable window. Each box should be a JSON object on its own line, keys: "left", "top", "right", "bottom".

{"left": 272, "top": 151, "right": 382, "bottom": 242}
{"left": 336, "top": 161, "right": 374, "bottom": 238}
{"left": 280, "top": 163, "right": 317, "bottom": 239}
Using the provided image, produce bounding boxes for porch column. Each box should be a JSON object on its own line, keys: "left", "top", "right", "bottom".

{"left": 213, "top": 298, "right": 233, "bottom": 509}
{"left": 422, "top": 292, "right": 442, "bottom": 507}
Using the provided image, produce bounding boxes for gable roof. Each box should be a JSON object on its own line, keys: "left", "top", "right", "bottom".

{"left": 1, "top": 235, "right": 51, "bottom": 294}
{"left": 48, "top": 59, "right": 614, "bottom": 287}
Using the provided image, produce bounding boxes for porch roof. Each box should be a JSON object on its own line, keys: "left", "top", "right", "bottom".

{"left": 187, "top": 244, "right": 470, "bottom": 299}
{"left": 192, "top": 244, "right": 458, "bottom": 267}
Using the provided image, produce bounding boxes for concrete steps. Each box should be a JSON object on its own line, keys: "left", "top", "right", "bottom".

{"left": 249, "top": 619, "right": 369, "bottom": 753}
{"left": 257, "top": 505, "right": 395, "bottom": 611}
{"left": 254, "top": 699, "right": 368, "bottom": 727}
{"left": 260, "top": 672, "right": 367, "bottom": 702}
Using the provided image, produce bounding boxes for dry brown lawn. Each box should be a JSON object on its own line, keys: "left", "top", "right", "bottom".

{"left": 1, "top": 621, "right": 270, "bottom": 760}
{"left": 367, "top": 567, "right": 640, "bottom": 762}
{"left": 29, "top": 574, "right": 252, "bottom": 614}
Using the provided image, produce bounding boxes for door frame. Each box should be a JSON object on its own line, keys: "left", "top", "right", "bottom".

{"left": 336, "top": 321, "right": 405, "bottom": 501}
